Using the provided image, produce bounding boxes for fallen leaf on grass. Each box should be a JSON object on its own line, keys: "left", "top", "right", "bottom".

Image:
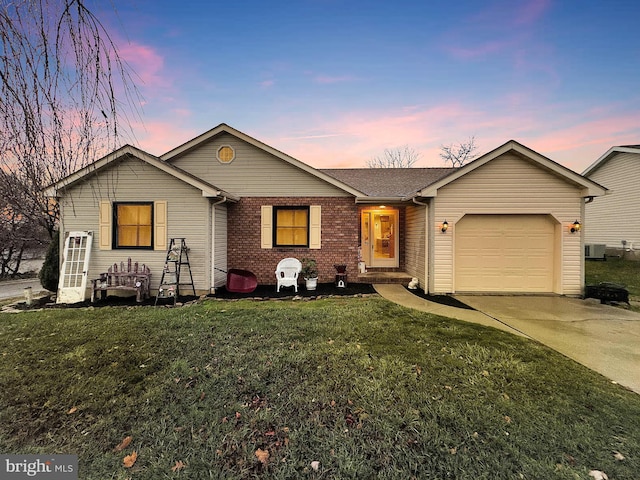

{"left": 123, "top": 451, "right": 137, "bottom": 468}
{"left": 113, "top": 436, "right": 133, "bottom": 453}
{"left": 345, "top": 413, "right": 355, "bottom": 427}
{"left": 171, "top": 460, "right": 186, "bottom": 472}
{"left": 255, "top": 448, "right": 269, "bottom": 465}
{"left": 504, "top": 415, "right": 512, "bottom": 424}
{"left": 67, "top": 407, "right": 78, "bottom": 414}
{"left": 588, "top": 470, "right": 608, "bottom": 480}
{"left": 310, "top": 461, "right": 320, "bottom": 471}
{"left": 613, "top": 451, "right": 625, "bottom": 461}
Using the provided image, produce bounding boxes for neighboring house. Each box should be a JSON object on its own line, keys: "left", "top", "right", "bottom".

{"left": 582, "top": 145, "right": 640, "bottom": 254}
{"left": 44, "top": 124, "right": 605, "bottom": 299}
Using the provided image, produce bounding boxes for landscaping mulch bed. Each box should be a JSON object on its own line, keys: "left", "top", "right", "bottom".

{"left": 404, "top": 286, "right": 475, "bottom": 310}
{"left": 213, "top": 282, "right": 377, "bottom": 299}
{"left": 7, "top": 283, "right": 473, "bottom": 311}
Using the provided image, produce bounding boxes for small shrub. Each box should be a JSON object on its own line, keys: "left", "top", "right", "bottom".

{"left": 39, "top": 230, "right": 59, "bottom": 292}
{"left": 300, "top": 258, "right": 318, "bottom": 279}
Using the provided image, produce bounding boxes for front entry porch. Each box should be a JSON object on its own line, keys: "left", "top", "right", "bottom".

{"left": 357, "top": 205, "right": 410, "bottom": 284}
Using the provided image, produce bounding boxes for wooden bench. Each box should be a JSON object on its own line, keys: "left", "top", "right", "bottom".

{"left": 91, "top": 258, "right": 151, "bottom": 303}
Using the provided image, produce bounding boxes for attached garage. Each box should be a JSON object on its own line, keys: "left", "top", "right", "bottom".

{"left": 454, "top": 214, "right": 557, "bottom": 292}
{"left": 418, "top": 140, "right": 607, "bottom": 296}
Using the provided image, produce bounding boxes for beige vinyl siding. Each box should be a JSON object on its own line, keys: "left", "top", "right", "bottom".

{"left": 585, "top": 152, "right": 640, "bottom": 248}
{"left": 212, "top": 204, "right": 227, "bottom": 289}
{"left": 170, "top": 133, "right": 350, "bottom": 197}
{"left": 58, "top": 157, "right": 212, "bottom": 297}
{"left": 432, "top": 153, "right": 583, "bottom": 295}
{"left": 404, "top": 204, "right": 427, "bottom": 289}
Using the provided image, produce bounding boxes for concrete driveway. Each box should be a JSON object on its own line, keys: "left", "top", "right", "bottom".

{"left": 455, "top": 295, "right": 640, "bottom": 394}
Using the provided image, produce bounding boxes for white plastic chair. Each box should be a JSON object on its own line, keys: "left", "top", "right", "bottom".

{"left": 275, "top": 258, "right": 302, "bottom": 292}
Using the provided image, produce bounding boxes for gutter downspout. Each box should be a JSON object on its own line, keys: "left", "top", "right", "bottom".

{"left": 411, "top": 197, "right": 429, "bottom": 294}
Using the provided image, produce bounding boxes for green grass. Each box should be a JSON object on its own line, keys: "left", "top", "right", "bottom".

{"left": 1, "top": 297, "right": 639, "bottom": 479}
{"left": 586, "top": 257, "right": 640, "bottom": 298}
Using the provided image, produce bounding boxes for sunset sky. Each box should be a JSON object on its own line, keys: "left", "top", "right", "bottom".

{"left": 102, "top": 0, "right": 640, "bottom": 173}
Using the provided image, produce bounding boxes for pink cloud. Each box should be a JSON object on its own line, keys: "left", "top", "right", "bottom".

{"left": 446, "top": 40, "right": 513, "bottom": 60}
{"left": 259, "top": 97, "right": 639, "bottom": 174}
{"left": 313, "top": 74, "right": 357, "bottom": 84}
{"left": 442, "top": 0, "right": 551, "bottom": 61}
{"left": 515, "top": 0, "right": 552, "bottom": 25}
{"left": 521, "top": 113, "right": 640, "bottom": 170}
{"left": 118, "top": 41, "right": 168, "bottom": 89}
{"left": 132, "top": 115, "right": 198, "bottom": 155}
{"left": 264, "top": 103, "right": 483, "bottom": 169}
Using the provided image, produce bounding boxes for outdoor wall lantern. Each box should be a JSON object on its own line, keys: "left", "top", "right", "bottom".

{"left": 441, "top": 220, "right": 449, "bottom": 233}
{"left": 570, "top": 220, "right": 581, "bottom": 233}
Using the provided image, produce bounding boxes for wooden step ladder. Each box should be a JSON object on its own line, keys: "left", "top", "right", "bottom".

{"left": 155, "top": 238, "right": 196, "bottom": 306}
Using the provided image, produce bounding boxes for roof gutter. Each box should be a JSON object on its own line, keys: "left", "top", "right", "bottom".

{"left": 354, "top": 196, "right": 409, "bottom": 204}
{"left": 211, "top": 196, "right": 228, "bottom": 206}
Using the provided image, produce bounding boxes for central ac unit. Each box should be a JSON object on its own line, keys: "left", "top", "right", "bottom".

{"left": 585, "top": 244, "right": 606, "bottom": 260}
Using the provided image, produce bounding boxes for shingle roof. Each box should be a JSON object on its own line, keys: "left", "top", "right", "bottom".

{"left": 319, "top": 168, "right": 457, "bottom": 197}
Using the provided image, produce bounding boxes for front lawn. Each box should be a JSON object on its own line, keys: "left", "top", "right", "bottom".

{"left": 1, "top": 297, "right": 639, "bottom": 479}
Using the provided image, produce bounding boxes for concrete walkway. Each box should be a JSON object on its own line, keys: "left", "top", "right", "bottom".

{"left": 374, "top": 284, "right": 640, "bottom": 394}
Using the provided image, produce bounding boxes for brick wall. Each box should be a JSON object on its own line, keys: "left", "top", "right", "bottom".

{"left": 227, "top": 197, "right": 359, "bottom": 285}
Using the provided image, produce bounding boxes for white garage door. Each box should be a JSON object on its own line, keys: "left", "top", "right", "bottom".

{"left": 455, "top": 214, "right": 556, "bottom": 292}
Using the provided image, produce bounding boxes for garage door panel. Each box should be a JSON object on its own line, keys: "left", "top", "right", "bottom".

{"left": 455, "top": 215, "right": 555, "bottom": 292}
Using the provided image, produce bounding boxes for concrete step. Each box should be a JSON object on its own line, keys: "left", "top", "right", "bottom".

{"left": 356, "top": 271, "right": 412, "bottom": 284}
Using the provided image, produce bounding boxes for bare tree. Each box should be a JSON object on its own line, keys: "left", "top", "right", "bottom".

{"left": 440, "top": 136, "right": 479, "bottom": 167}
{"left": 0, "top": 0, "right": 140, "bottom": 276}
{"left": 0, "top": 173, "right": 48, "bottom": 278}
{"left": 367, "top": 145, "right": 421, "bottom": 168}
